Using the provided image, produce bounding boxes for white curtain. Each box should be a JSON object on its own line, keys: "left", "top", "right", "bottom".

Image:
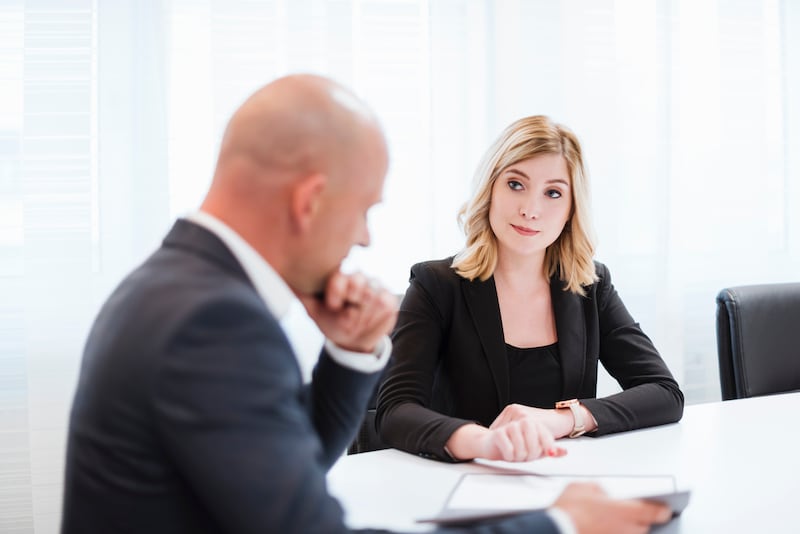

{"left": 1, "top": 0, "right": 798, "bottom": 531}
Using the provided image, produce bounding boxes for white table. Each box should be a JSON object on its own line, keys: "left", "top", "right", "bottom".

{"left": 327, "top": 392, "right": 800, "bottom": 532}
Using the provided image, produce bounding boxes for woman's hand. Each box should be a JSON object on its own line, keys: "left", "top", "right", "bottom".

{"left": 445, "top": 421, "right": 566, "bottom": 462}
{"left": 490, "top": 403, "right": 596, "bottom": 439}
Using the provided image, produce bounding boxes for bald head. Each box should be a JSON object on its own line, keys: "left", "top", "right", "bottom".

{"left": 214, "top": 74, "right": 383, "bottom": 184}
{"left": 200, "top": 74, "right": 389, "bottom": 293}
{"left": 202, "top": 74, "right": 387, "bottom": 216}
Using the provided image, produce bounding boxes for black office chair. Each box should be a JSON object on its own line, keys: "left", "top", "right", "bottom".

{"left": 347, "top": 292, "right": 407, "bottom": 454}
{"left": 716, "top": 283, "right": 800, "bottom": 400}
{"left": 347, "top": 373, "right": 389, "bottom": 454}
{"left": 347, "top": 408, "right": 387, "bottom": 454}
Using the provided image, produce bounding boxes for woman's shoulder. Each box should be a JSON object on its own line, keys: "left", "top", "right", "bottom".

{"left": 411, "top": 257, "right": 456, "bottom": 276}
{"left": 408, "top": 257, "right": 462, "bottom": 291}
{"left": 581, "top": 260, "right": 615, "bottom": 299}
{"left": 591, "top": 260, "right": 611, "bottom": 282}
{"left": 563, "top": 260, "right": 612, "bottom": 297}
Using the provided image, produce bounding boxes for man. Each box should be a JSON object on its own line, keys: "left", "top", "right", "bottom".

{"left": 61, "top": 74, "right": 672, "bottom": 533}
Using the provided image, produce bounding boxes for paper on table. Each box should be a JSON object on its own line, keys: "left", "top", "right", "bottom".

{"left": 473, "top": 447, "right": 603, "bottom": 476}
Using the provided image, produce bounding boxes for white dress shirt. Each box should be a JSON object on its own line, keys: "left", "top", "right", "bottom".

{"left": 185, "top": 211, "right": 391, "bottom": 374}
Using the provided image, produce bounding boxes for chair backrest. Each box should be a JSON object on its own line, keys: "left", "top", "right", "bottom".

{"left": 347, "top": 408, "right": 387, "bottom": 455}
{"left": 347, "top": 291, "right": 407, "bottom": 454}
{"left": 716, "top": 283, "right": 800, "bottom": 400}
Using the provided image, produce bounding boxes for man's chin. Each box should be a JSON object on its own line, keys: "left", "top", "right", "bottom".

{"left": 310, "top": 268, "right": 340, "bottom": 299}
{"left": 290, "top": 262, "right": 342, "bottom": 299}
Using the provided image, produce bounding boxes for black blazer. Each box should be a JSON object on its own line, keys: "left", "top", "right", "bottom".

{"left": 61, "top": 221, "right": 559, "bottom": 534}
{"left": 376, "top": 259, "right": 684, "bottom": 461}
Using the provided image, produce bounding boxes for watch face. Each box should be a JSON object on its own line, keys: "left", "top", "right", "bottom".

{"left": 556, "top": 399, "right": 578, "bottom": 409}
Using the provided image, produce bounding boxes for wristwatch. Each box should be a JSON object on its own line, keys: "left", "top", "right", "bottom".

{"left": 555, "top": 398, "right": 586, "bottom": 438}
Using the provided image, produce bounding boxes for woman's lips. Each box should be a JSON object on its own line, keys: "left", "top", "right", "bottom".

{"left": 511, "top": 224, "right": 540, "bottom": 236}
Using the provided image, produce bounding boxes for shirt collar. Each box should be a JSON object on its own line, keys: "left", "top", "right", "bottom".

{"left": 184, "top": 210, "right": 295, "bottom": 320}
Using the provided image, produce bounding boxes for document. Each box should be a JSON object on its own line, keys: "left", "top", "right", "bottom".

{"left": 417, "top": 472, "right": 690, "bottom": 525}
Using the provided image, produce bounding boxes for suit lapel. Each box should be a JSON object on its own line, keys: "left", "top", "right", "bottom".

{"left": 462, "top": 276, "right": 509, "bottom": 409}
{"left": 551, "top": 277, "right": 587, "bottom": 398}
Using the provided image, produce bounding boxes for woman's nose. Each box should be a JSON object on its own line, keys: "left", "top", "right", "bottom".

{"left": 520, "top": 200, "right": 539, "bottom": 219}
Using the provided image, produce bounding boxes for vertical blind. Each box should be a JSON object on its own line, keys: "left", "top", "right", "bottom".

{"left": 1, "top": 1, "right": 799, "bottom": 532}
{"left": 2, "top": 1, "right": 95, "bottom": 532}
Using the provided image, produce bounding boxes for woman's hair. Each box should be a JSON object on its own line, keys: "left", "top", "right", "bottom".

{"left": 451, "top": 115, "right": 597, "bottom": 294}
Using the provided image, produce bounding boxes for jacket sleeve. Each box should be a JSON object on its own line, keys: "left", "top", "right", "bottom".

{"left": 376, "top": 262, "right": 476, "bottom": 462}
{"left": 152, "top": 294, "right": 380, "bottom": 533}
{"left": 580, "top": 263, "right": 685, "bottom": 435}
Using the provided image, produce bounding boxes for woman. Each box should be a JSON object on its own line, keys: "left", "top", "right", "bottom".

{"left": 375, "top": 115, "right": 683, "bottom": 463}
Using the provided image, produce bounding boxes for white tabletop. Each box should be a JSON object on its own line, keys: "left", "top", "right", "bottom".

{"left": 327, "top": 392, "right": 800, "bottom": 532}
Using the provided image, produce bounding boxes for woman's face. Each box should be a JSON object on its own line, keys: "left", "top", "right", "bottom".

{"left": 488, "top": 153, "right": 572, "bottom": 260}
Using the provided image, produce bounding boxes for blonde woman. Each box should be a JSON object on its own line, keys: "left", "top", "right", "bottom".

{"left": 376, "top": 115, "right": 683, "bottom": 463}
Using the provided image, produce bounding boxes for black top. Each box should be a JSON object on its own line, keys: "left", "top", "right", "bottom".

{"left": 506, "top": 342, "right": 562, "bottom": 408}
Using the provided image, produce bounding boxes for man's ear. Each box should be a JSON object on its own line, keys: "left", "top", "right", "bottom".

{"left": 290, "top": 173, "right": 328, "bottom": 232}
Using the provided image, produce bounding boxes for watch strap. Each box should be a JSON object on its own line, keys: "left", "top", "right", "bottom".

{"left": 555, "top": 398, "right": 586, "bottom": 438}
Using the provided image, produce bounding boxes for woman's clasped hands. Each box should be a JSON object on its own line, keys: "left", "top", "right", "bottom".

{"left": 491, "top": 402, "right": 597, "bottom": 440}
{"left": 445, "top": 408, "right": 569, "bottom": 462}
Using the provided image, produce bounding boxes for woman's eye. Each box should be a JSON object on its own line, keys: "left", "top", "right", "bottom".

{"left": 507, "top": 180, "right": 524, "bottom": 191}
{"left": 546, "top": 189, "right": 562, "bottom": 199}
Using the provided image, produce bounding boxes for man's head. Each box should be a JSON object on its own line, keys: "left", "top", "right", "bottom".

{"left": 201, "top": 74, "right": 389, "bottom": 296}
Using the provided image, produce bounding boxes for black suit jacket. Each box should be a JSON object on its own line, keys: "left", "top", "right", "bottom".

{"left": 376, "top": 258, "right": 684, "bottom": 461}
{"left": 61, "top": 221, "right": 559, "bottom": 534}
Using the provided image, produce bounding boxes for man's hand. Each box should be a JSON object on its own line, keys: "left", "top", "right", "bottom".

{"left": 300, "top": 271, "right": 398, "bottom": 353}
{"left": 553, "top": 483, "right": 673, "bottom": 534}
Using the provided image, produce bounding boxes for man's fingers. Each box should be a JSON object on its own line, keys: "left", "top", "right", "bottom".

{"left": 635, "top": 501, "right": 673, "bottom": 524}
{"left": 348, "top": 281, "right": 384, "bottom": 331}
{"left": 335, "top": 272, "right": 368, "bottom": 309}
{"left": 326, "top": 272, "right": 389, "bottom": 312}
{"left": 604, "top": 497, "right": 673, "bottom": 527}
{"left": 311, "top": 272, "right": 397, "bottom": 353}
{"left": 554, "top": 483, "right": 674, "bottom": 534}
{"left": 562, "top": 481, "right": 606, "bottom": 497}
{"left": 322, "top": 271, "right": 350, "bottom": 309}
{"left": 350, "top": 285, "right": 396, "bottom": 333}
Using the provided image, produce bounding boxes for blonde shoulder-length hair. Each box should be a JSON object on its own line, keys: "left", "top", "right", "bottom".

{"left": 452, "top": 115, "right": 597, "bottom": 294}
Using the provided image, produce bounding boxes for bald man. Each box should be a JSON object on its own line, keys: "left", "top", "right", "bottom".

{"left": 60, "top": 75, "right": 671, "bottom": 534}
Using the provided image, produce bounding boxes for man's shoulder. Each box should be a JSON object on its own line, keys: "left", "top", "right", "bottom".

{"left": 118, "top": 245, "right": 256, "bottom": 316}
{"left": 87, "top": 243, "right": 273, "bottom": 369}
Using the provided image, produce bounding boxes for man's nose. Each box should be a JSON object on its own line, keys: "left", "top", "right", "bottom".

{"left": 356, "top": 224, "right": 370, "bottom": 247}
